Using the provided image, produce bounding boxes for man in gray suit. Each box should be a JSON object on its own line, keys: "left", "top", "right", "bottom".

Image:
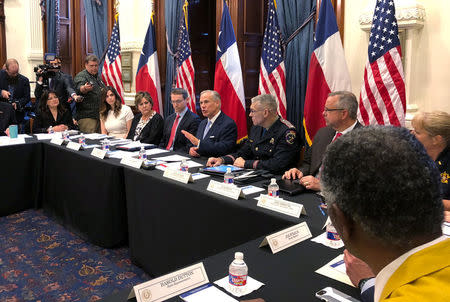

{"left": 283, "top": 91, "right": 361, "bottom": 191}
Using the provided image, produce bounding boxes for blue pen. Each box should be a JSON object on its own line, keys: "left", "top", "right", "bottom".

{"left": 318, "top": 205, "right": 326, "bottom": 216}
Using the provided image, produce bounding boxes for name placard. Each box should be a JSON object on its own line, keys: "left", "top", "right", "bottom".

{"left": 50, "top": 137, "right": 64, "bottom": 145}
{"left": 259, "top": 222, "right": 312, "bottom": 254}
{"left": 66, "top": 141, "right": 81, "bottom": 151}
{"left": 129, "top": 262, "right": 209, "bottom": 302}
{"left": 91, "top": 147, "right": 107, "bottom": 159}
{"left": 207, "top": 180, "right": 244, "bottom": 200}
{"left": 163, "top": 168, "right": 193, "bottom": 184}
{"left": 120, "top": 157, "right": 143, "bottom": 169}
{"left": 256, "top": 194, "right": 306, "bottom": 218}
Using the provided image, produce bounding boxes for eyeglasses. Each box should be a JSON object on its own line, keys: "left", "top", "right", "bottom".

{"left": 249, "top": 109, "right": 265, "bottom": 114}
{"left": 323, "top": 108, "right": 345, "bottom": 112}
{"left": 171, "top": 99, "right": 185, "bottom": 104}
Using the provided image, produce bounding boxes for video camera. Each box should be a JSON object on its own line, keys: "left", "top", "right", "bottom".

{"left": 33, "top": 53, "right": 60, "bottom": 85}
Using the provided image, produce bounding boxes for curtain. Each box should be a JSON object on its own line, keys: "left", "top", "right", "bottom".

{"left": 164, "top": 0, "right": 184, "bottom": 118}
{"left": 277, "top": 0, "right": 315, "bottom": 142}
{"left": 83, "top": 0, "right": 108, "bottom": 62}
{"left": 46, "top": 0, "right": 58, "bottom": 54}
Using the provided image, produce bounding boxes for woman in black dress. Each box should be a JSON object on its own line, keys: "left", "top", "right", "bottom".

{"left": 33, "top": 89, "right": 75, "bottom": 133}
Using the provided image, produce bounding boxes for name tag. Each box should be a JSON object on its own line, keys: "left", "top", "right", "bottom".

{"left": 120, "top": 157, "right": 143, "bottom": 169}
{"left": 66, "top": 141, "right": 81, "bottom": 151}
{"left": 256, "top": 194, "right": 306, "bottom": 218}
{"left": 91, "top": 147, "right": 107, "bottom": 159}
{"left": 259, "top": 222, "right": 312, "bottom": 254}
{"left": 207, "top": 180, "right": 245, "bottom": 200}
{"left": 163, "top": 168, "right": 193, "bottom": 184}
{"left": 50, "top": 137, "right": 64, "bottom": 145}
{"left": 129, "top": 262, "right": 209, "bottom": 302}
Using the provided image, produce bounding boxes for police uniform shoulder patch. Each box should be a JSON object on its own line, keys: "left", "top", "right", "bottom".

{"left": 285, "top": 130, "right": 296, "bottom": 145}
{"left": 280, "top": 118, "right": 295, "bottom": 129}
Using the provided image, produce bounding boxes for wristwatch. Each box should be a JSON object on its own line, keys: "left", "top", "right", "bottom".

{"left": 358, "top": 277, "right": 372, "bottom": 290}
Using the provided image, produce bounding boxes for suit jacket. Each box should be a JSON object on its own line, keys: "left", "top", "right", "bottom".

{"left": 32, "top": 109, "right": 75, "bottom": 133}
{"left": 127, "top": 112, "right": 164, "bottom": 145}
{"left": 300, "top": 122, "right": 362, "bottom": 176}
{"left": 0, "top": 102, "right": 17, "bottom": 135}
{"left": 0, "top": 70, "right": 30, "bottom": 122}
{"left": 379, "top": 238, "right": 450, "bottom": 301}
{"left": 159, "top": 110, "right": 200, "bottom": 153}
{"left": 195, "top": 111, "right": 237, "bottom": 157}
{"left": 35, "top": 71, "right": 76, "bottom": 113}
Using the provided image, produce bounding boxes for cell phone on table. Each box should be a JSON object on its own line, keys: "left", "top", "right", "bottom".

{"left": 315, "top": 287, "right": 360, "bottom": 302}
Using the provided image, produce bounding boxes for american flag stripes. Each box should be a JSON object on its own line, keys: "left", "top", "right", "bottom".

{"left": 175, "top": 3, "right": 196, "bottom": 113}
{"left": 101, "top": 21, "right": 124, "bottom": 103}
{"left": 358, "top": 0, "right": 406, "bottom": 126}
{"left": 258, "top": 0, "right": 286, "bottom": 119}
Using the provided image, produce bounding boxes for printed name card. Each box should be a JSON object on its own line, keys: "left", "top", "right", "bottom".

{"left": 120, "top": 157, "right": 143, "bottom": 169}
{"left": 91, "top": 147, "right": 107, "bottom": 159}
{"left": 256, "top": 194, "right": 306, "bottom": 218}
{"left": 259, "top": 222, "right": 312, "bottom": 254}
{"left": 129, "top": 262, "right": 209, "bottom": 302}
{"left": 207, "top": 180, "right": 245, "bottom": 200}
{"left": 50, "top": 137, "right": 64, "bottom": 145}
{"left": 66, "top": 141, "right": 81, "bottom": 151}
{"left": 163, "top": 168, "right": 193, "bottom": 184}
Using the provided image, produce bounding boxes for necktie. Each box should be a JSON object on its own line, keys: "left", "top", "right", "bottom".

{"left": 166, "top": 114, "right": 180, "bottom": 150}
{"left": 333, "top": 132, "right": 342, "bottom": 142}
{"left": 203, "top": 120, "right": 212, "bottom": 139}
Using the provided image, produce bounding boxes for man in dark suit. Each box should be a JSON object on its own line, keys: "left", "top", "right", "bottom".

{"left": 182, "top": 90, "right": 237, "bottom": 157}
{"left": 159, "top": 88, "right": 200, "bottom": 153}
{"left": 283, "top": 91, "right": 361, "bottom": 191}
{"left": 0, "top": 59, "right": 30, "bottom": 130}
{"left": 0, "top": 102, "right": 16, "bottom": 136}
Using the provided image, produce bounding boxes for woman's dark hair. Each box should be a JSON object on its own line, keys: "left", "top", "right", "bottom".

{"left": 134, "top": 91, "right": 153, "bottom": 108}
{"left": 100, "top": 86, "right": 122, "bottom": 120}
{"left": 39, "top": 89, "right": 65, "bottom": 115}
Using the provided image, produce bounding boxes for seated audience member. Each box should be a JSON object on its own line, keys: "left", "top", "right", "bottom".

{"left": 182, "top": 90, "right": 237, "bottom": 157}
{"left": 321, "top": 126, "right": 449, "bottom": 302}
{"left": 127, "top": 91, "right": 163, "bottom": 144}
{"left": 207, "top": 94, "right": 299, "bottom": 174}
{"left": 100, "top": 86, "right": 134, "bottom": 138}
{"left": 33, "top": 89, "right": 75, "bottom": 133}
{"left": 0, "top": 101, "right": 16, "bottom": 136}
{"left": 283, "top": 91, "right": 361, "bottom": 190}
{"left": 159, "top": 88, "right": 200, "bottom": 152}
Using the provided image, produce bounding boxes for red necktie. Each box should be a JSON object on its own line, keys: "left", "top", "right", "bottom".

{"left": 166, "top": 114, "right": 180, "bottom": 150}
{"left": 333, "top": 132, "right": 342, "bottom": 142}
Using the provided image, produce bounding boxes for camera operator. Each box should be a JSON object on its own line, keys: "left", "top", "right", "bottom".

{"left": 0, "top": 58, "right": 30, "bottom": 131}
{"left": 34, "top": 56, "right": 81, "bottom": 115}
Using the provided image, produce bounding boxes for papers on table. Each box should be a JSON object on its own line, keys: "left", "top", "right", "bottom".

{"left": 214, "top": 276, "right": 264, "bottom": 298}
{"left": 443, "top": 222, "right": 450, "bottom": 237}
{"left": 82, "top": 144, "right": 101, "bottom": 149}
{"left": 34, "top": 133, "right": 61, "bottom": 140}
{"left": 106, "top": 150, "right": 139, "bottom": 159}
{"left": 0, "top": 136, "right": 26, "bottom": 146}
{"left": 311, "top": 232, "right": 345, "bottom": 249}
{"left": 240, "top": 185, "right": 265, "bottom": 196}
{"left": 191, "top": 173, "right": 210, "bottom": 181}
{"left": 180, "top": 284, "right": 237, "bottom": 302}
{"left": 151, "top": 154, "right": 190, "bottom": 162}
{"left": 84, "top": 133, "right": 111, "bottom": 140}
{"left": 109, "top": 138, "right": 132, "bottom": 146}
{"left": 146, "top": 148, "right": 169, "bottom": 155}
{"left": 315, "top": 254, "right": 354, "bottom": 287}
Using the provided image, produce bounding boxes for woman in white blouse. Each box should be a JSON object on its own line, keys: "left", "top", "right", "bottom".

{"left": 100, "top": 86, "right": 134, "bottom": 138}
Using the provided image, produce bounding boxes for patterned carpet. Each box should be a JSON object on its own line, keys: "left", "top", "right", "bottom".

{"left": 0, "top": 209, "right": 149, "bottom": 301}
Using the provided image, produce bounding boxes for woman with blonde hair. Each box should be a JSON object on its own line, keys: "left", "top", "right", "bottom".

{"left": 100, "top": 86, "right": 133, "bottom": 138}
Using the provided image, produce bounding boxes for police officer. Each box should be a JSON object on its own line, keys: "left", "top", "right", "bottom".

{"left": 207, "top": 94, "right": 300, "bottom": 174}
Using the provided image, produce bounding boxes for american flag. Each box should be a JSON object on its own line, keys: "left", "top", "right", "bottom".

{"left": 358, "top": 0, "right": 406, "bottom": 126}
{"left": 258, "top": 0, "right": 286, "bottom": 119}
{"left": 175, "top": 6, "right": 196, "bottom": 113}
{"left": 101, "top": 21, "right": 124, "bottom": 103}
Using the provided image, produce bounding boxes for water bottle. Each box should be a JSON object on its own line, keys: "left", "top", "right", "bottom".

{"left": 224, "top": 167, "right": 234, "bottom": 184}
{"left": 180, "top": 159, "right": 189, "bottom": 172}
{"left": 138, "top": 146, "right": 147, "bottom": 160}
{"left": 48, "top": 126, "right": 54, "bottom": 134}
{"left": 228, "top": 252, "right": 248, "bottom": 296}
{"left": 62, "top": 130, "right": 70, "bottom": 140}
{"left": 101, "top": 138, "right": 110, "bottom": 152}
{"left": 78, "top": 133, "right": 86, "bottom": 146}
{"left": 326, "top": 223, "right": 341, "bottom": 247}
{"left": 268, "top": 178, "right": 279, "bottom": 197}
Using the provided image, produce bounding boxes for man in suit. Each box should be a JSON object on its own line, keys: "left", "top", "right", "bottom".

{"left": 321, "top": 126, "right": 449, "bottom": 302}
{"left": 159, "top": 88, "right": 200, "bottom": 153}
{"left": 34, "top": 56, "right": 81, "bottom": 115}
{"left": 0, "top": 101, "right": 16, "bottom": 136}
{"left": 207, "top": 94, "right": 299, "bottom": 174}
{"left": 0, "top": 59, "right": 30, "bottom": 131}
{"left": 182, "top": 90, "right": 237, "bottom": 157}
{"left": 283, "top": 91, "right": 361, "bottom": 191}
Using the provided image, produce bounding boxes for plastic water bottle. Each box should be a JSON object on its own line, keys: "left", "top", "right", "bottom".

{"left": 268, "top": 178, "right": 279, "bottom": 197}
{"left": 180, "top": 159, "right": 189, "bottom": 172}
{"left": 48, "top": 126, "right": 54, "bottom": 134}
{"left": 62, "top": 130, "right": 70, "bottom": 140}
{"left": 138, "top": 146, "right": 147, "bottom": 160}
{"left": 326, "top": 223, "right": 341, "bottom": 247}
{"left": 224, "top": 167, "right": 234, "bottom": 184}
{"left": 78, "top": 133, "right": 86, "bottom": 146}
{"left": 101, "top": 138, "right": 110, "bottom": 152}
{"left": 228, "top": 252, "right": 248, "bottom": 296}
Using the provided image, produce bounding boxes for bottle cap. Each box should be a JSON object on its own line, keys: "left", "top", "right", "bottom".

{"left": 234, "top": 252, "right": 244, "bottom": 260}
{"left": 270, "top": 178, "right": 276, "bottom": 184}
{"left": 226, "top": 168, "right": 231, "bottom": 173}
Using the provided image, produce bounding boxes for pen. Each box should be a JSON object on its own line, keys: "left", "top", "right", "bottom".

{"left": 318, "top": 205, "right": 326, "bottom": 216}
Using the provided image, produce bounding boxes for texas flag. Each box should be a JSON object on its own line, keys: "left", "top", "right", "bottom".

{"left": 303, "top": 0, "right": 351, "bottom": 145}
{"left": 214, "top": 0, "right": 247, "bottom": 141}
{"left": 136, "top": 13, "right": 163, "bottom": 115}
